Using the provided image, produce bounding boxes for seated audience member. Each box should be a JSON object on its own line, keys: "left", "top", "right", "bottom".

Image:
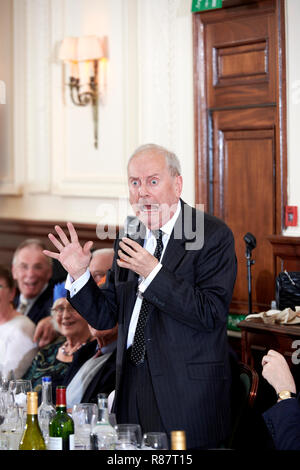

{"left": 65, "top": 323, "right": 117, "bottom": 408}
{"left": 0, "top": 265, "right": 38, "bottom": 379}
{"left": 89, "top": 248, "right": 114, "bottom": 286}
{"left": 22, "top": 282, "right": 91, "bottom": 395}
{"left": 262, "top": 349, "right": 300, "bottom": 450}
{"left": 12, "top": 238, "right": 58, "bottom": 347}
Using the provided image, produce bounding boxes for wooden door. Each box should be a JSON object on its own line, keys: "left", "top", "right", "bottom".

{"left": 193, "top": 0, "right": 287, "bottom": 314}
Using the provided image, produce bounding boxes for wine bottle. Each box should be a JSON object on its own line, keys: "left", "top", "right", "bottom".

{"left": 171, "top": 430, "right": 186, "bottom": 450}
{"left": 48, "top": 386, "right": 74, "bottom": 450}
{"left": 90, "top": 393, "right": 117, "bottom": 450}
{"left": 18, "top": 392, "right": 46, "bottom": 450}
{"left": 38, "top": 376, "right": 56, "bottom": 446}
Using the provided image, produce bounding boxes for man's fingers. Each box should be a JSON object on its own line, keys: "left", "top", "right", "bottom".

{"left": 55, "top": 225, "right": 71, "bottom": 246}
{"left": 122, "top": 237, "right": 141, "bottom": 251}
{"left": 83, "top": 241, "right": 94, "bottom": 255}
{"left": 118, "top": 249, "right": 132, "bottom": 263}
{"left": 43, "top": 249, "right": 60, "bottom": 261}
{"left": 119, "top": 240, "right": 136, "bottom": 257}
{"left": 117, "top": 258, "right": 131, "bottom": 269}
{"left": 48, "top": 232, "right": 65, "bottom": 252}
{"left": 67, "top": 221, "right": 79, "bottom": 243}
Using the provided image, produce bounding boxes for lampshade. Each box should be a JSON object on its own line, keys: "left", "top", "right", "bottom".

{"left": 59, "top": 37, "right": 78, "bottom": 62}
{"left": 77, "top": 35, "right": 103, "bottom": 61}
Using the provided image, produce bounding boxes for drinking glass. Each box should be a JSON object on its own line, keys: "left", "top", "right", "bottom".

{"left": 114, "top": 423, "right": 142, "bottom": 449}
{"left": 115, "top": 430, "right": 139, "bottom": 450}
{"left": 8, "top": 380, "right": 32, "bottom": 429}
{"left": 141, "top": 432, "right": 169, "bottom": 450}
{"left": 0, "top": 391, "right": 23, "bottom": 450}
{"left": 72, "top": 403, "right": 98, "bottom": 450}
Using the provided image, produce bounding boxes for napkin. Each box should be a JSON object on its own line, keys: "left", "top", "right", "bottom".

{"left": 245, "top": 306, "right": 300, "bottom": 325}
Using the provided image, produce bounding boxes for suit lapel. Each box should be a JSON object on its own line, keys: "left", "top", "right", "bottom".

{"left": 161, "top": 199, "right": 191, "bottom": 272}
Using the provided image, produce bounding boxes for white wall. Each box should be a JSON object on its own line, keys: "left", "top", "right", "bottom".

{"left": 0, "top": 0, "right": 299, "bottom": 234}
{"left": 0, "top": 0, "right": 194, "bottom": 228}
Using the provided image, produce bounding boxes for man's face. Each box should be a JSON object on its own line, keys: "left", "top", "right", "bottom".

{"left": 127, "top": 150, "right": 182, "bottom": 230}
{"left": 12, "top": 246, "right": 52, "bottom": 299}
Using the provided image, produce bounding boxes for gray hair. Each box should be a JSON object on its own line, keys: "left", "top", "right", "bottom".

{"left": 12, "top": 238, "right": 52, "bottom": 267}
{"left": 128, "top": 143, "right": 181, "bottom": 177}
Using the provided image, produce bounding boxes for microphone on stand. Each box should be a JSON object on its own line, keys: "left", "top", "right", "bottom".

{"left": 243, "top": 232, "right": 256, "bottom": 315}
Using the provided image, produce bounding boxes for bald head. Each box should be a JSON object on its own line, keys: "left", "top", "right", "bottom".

{"left": 89, "top": 248, "right": 114, "bottom": 285}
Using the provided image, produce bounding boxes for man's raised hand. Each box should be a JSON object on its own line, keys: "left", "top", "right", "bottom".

{"left": 43, "top": 222, "right": 93, "bottom": 280}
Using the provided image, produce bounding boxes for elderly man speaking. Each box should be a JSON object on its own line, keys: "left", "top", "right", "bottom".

{"left": 44, "top": 143, "right": 237, "bottom": 449}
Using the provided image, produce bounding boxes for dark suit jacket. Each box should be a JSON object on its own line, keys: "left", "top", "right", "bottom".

{"left": 69, "top": 200, "right": 237, "bottom": 448}
{"left": 62, "top": 339, "right": 116, "bottom": 404}
{"left": 14, "top": 282, "right": 54, "bottom": 325}
{"left": 263, "top": 396, "right": 300, "bottom": 450}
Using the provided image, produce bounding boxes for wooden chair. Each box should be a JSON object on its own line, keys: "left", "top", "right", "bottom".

{"left": 226, "top": 362, "right": 259, "bottom": 449}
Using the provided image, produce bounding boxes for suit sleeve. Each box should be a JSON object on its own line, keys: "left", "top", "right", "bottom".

{"left": 68, "top": 243, "right": 119, "bottom": 331}
{"left": 263, "top": 398, "right": 300, "bottom": 450}
{"left": 142, "top": 221, "right": 237, "bottom": 330}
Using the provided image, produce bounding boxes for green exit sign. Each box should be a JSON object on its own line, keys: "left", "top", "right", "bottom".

{"left": 191, "top": 0, "right": 222, "bottom": 12}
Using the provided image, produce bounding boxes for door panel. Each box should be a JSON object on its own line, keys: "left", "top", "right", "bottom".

{"left": 212, "top": 111, "right": 276, "bottom": 312}
{"left": 193, "top": 0, "right": 287, "bottom": 314}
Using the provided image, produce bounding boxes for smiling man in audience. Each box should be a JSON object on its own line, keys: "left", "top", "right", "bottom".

{"left": 12, "top": 239, "right": 57, "bottom": 347}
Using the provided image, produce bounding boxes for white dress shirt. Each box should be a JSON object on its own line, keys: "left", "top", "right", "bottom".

{"left": 65, "top": 200, "right": 182, "bottom": 349}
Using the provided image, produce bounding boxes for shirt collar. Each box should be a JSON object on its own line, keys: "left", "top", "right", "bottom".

{"left": 99, "top": 340, "right": 117, "bottom": 355}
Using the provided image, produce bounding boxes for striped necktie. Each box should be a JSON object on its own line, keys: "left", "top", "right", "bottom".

{"left": 130, "top": 229, "right": 164, "bottom": 365}
{"left": 18, "top": 299, "right": 28, "bottom": 315}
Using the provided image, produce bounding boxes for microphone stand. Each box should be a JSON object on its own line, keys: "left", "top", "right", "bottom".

{"left": 245, "top": 246, "right": 255, "bottom": 315}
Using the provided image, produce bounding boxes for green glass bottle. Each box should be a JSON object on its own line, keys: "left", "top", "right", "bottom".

{"left": 48, "top": 386, "right": 74, "bottom": 450}
{"left": 19, "top": 392, "right": 47, "bottom": 450}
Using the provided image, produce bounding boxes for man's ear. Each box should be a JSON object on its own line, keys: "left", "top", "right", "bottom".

{"left": 11, "top": 264, "right": 17, "bottom": 281}
{"left": 175, "top": 175, "right": 183, "bottom": 198}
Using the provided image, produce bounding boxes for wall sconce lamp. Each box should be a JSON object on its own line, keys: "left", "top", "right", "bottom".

{"left": 59, "top": 35, "right": 105, "bottom": 149}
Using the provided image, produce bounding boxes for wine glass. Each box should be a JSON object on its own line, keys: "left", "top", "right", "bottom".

{"left": 142, "top": 432, "right": 169, "bottom": 450}
{"left": 0, "top": 370, "right": 14, "bottom": 392}
{"left": 114, "top": 423, "right": 142, "bottom": 449}
{"left": 72, "top": 403, "right": 98, "bottom": 450}
{"left": 8, "top": 379, "right": 32, "bottom": 429}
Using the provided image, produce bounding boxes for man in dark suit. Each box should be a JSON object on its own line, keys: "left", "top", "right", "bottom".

{"left": 262, "top": 349, "right": 300, "bottom": 450}
{"left": 63, "top": 324, "right": 117, "bottom": 406}
{"left": 12, "top": 239, "right": 57, "bottom": 346}
{"left": 44, "top": 143, "right": 237, "bottom": 449}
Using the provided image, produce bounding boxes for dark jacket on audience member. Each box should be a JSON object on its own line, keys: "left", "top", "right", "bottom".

{"left": 13, "top": 282, "right": 54, "bottom": 324}
{"left": 263, "top": 395, "right": 300, "bottom": 450}
{"left": 62, "top": 339, "right": 116, "bottom": 404}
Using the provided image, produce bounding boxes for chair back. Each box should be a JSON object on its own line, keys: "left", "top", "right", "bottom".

{"left": 227, "top": 361, "right": 259, "bottom": 448}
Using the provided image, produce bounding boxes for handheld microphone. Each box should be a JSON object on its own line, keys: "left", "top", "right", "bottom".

{"left": 118, "top": 217, "right": 141, "bottom": 282}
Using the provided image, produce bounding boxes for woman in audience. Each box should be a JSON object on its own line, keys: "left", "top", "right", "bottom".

{"left": 0, "top": 265, "right": 38, "bottom": 380}
{"left": 22, "top": 282, "right": 92, "bottom": 395}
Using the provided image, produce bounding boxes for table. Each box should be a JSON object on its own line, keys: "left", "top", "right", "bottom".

{"left": 239, "top": 319, "right": 300, "bottom": 374}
